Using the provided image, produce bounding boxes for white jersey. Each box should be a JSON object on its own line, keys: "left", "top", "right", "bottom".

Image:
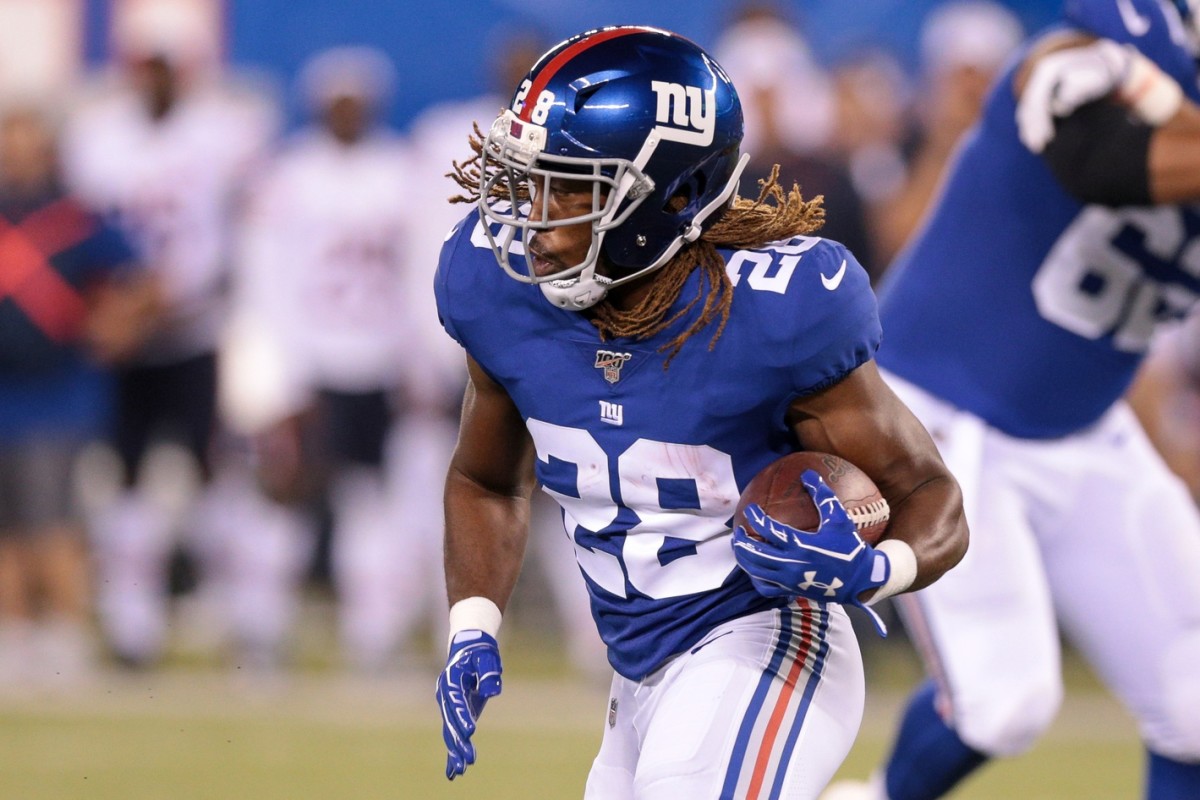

{"left": 62, "top": 77, "right": 277, "bottom": 363}
{"left": 237, "top": 129, "right": 417, "bottom": 394}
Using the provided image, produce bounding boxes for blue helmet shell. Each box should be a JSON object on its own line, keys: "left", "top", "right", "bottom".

{"left": 511, "top": 26, "right": 745, "bottom": 270}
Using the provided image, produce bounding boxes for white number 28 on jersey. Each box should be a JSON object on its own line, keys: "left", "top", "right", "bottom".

{"left": 527, "top": 419, "right": 741, "bottom": 600}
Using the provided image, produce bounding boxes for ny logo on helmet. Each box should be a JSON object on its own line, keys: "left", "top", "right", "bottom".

{"left": 650, "top": 81, "right": 716, "bottom": 146}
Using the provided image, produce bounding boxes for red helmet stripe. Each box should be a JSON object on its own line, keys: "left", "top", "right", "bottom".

{"left": 518, "top": 27, "right": 646, "bottom": 121}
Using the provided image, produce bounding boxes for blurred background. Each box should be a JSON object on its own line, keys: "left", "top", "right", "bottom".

{"left": 0, "top": 0, "right": 1192, "bottom": 797}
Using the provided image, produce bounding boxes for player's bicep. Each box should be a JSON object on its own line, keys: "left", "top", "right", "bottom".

{"left": 1013, "top": 31, "right": 1166, "bottom": 205}
{"left": 450, "top": 356, "right": 537, "bottom": 499}
{"left": 788, "top": 361, "right": 968, "bottom": 586}
{"left": 786, "top": 361, "right": 947, "bottom": 506}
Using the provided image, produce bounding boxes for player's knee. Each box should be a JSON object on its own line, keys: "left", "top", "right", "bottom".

{"left": 958, "top": 673, "right": 1062, "bottom": 756}
{"left": 1148, "top": 630, "right": 1200, "bottom": 760}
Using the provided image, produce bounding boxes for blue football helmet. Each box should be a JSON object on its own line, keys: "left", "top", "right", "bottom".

{"left": 478, "top": 26, "right": 749, "bottom": 310}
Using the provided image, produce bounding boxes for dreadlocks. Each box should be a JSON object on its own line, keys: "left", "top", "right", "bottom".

{"left": 449, "top": 131, "right": 826, "bottom": 365}
{"left": 589, "top": 167, "right": 825, "bottom": 364}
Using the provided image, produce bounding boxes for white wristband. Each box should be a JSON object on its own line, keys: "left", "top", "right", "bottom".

{"left": 1121, "top": 52, "right": 1183, "bottom": 125}
{"left": 867, "top": 539, "right": 918, "bottom": 605}
{"left": 448, "top": 596, "right": 502, "bottom": 650}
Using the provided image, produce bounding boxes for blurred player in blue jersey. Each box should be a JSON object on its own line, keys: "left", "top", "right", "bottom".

{"left": 822, "top": 1, "right": 1200, "bottom": 799}
{"left": 432, "top": 26, "right": 968, "bottom": 798}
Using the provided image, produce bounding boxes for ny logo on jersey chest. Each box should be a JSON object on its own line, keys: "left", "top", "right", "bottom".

{"left": 595, "top": 349, "right": 632, "bottom": 383}
{"left": 599, "top": 401, "right": 624, "bottom": 426}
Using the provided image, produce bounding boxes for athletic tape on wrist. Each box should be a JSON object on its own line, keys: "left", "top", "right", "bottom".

{"left": 1121, "top": 54, "right": 1183, "bottom": 125}
{"left": 447, "top": 596, "right": 502, "bottom": 650}
{"left": 867, "top": 539, "right": 918, "bottom": 605}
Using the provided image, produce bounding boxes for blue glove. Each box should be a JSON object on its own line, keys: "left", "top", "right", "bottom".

{"left": 732, "top": 469, "right": 892, "bottom": 636}
{"left": 436, "top": 629, "right": 503, "bottom": 779}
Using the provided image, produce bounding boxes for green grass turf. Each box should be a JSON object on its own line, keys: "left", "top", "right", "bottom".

{"left": 0, "top": 633, "right": 1141, "bottom": 800}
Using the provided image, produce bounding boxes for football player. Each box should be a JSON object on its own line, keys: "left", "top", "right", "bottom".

{"left": 822, "top": 1, "right": 1200, "bottom": 798}
{"left": 433, "top": 26, "right": 968, "bottom": 797}
{"left": 60, "top": 40, "right": 278, "bottom": 667}
{"left": 226, "top": 46, "right": 438, "bottom": 671}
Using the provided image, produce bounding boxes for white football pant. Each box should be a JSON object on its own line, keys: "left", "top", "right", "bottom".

{"left": 90, "top": 488, "right": 174, "bottom": 663}
{"left": 586, "top": 601, "right": 864, "bottom": 800}
{"left": 886, "top": 371, "right": 1200, "bottom": 762}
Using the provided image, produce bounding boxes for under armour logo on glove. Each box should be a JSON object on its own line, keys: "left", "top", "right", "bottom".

{"left": 797, "top": 572, "right": 844, "bottom": 597}
{"left": 732, "top": 470, "right": 892, "bottom": 636}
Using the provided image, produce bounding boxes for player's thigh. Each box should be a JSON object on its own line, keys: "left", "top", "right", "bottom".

{"left": 1045, "top": 404, "right": 1200, "bottom": 758}
{"left": 634, "top": 602, "right": 864, "bottom": 800}
{"left": 890, "top": 416, "right": 1062, "bottom": 752}
{"left": 316, "top": 389, "right": 393, "bottom": 468}
{"left": 163, "top": 353, "right": 218, "bottom": 471}
{"left": 585, "top": 672, "right": 639, "bottom": 800}
{"left": 112, "top": 365, "right": 161, "bottom": 481}
{"left": 885, "top": 375, "right": 1061, "bottom": 702}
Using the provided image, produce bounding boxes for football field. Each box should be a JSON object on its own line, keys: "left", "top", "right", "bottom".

{"left": 0, "top": 633, "right": 1141, "bottom": 800}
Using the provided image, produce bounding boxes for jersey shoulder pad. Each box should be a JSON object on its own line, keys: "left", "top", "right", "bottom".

{"left": 726, "top": 236, "right": 873, "bottom": 310}
{"left": 1064, "top": 0, "right": 1152, "bottom": 39}
{"left": 726, "top": 236, "right": 881, "bottom": 394}
{"left": 434, "top": 209, "right": 495, "bottom": 345}
{"left": 1060, "top": 0, "right": 1200, "bottom": 99}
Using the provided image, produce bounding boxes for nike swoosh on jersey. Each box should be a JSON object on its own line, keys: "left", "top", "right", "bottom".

{"left": 821, "top": 259, "right": 848, "bottom": 291}
{"left": 1117, "top": 0, "right": 1151, "bottom": 36}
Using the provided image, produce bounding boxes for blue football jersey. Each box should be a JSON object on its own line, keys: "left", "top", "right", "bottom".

{"left": 435, "top": 211, "right": 881, "bottom": 680}
{"left": 878, "top": 0, "right": 1200, "bottom": 439}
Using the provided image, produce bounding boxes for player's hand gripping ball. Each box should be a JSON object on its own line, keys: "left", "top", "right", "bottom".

{"left": 733, "top": 452, "right": 889, "bottom": 545}
{"left": 731, "top": 452, "right": 894, "bottom": 636}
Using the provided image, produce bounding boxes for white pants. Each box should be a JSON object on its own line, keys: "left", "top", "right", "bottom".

{"left": 585, "top": 601, "right": 864, "bottom": 800}
{"left": 886, "top": 372, "right": 1200, "bottom": 761}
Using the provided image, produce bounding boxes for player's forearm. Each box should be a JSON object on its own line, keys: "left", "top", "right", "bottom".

{"left": 443, "top": 468, "right": 532, "bottom": 613}
{"left": 1150, "top": 102, "right": 1200, "bottom": 203}
{"left": 884, "top": 473, "right": 969, "bottom": 593}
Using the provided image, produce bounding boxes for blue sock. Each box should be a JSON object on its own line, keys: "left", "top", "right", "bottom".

{"left": 1147, "top": 750, "right": 1200, "bottom": 799}
{"left": 883, "top": 680, "right": 989, "bottom": 800}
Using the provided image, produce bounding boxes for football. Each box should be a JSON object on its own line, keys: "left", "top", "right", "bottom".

{"left": 734, "top": 452, "right": 890, "bottom": 545}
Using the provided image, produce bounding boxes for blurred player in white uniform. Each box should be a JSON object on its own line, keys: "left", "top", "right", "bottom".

{"left": 60, "top": 33, "right": 278, "bottom": 667}
{"left": 407, "top": 27, "right": 607, "bottom": 676}
{"left": 228, "top": 47, "right": 435, "bottom": 672}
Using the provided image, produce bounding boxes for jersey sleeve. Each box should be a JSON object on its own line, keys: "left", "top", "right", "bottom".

{"left": 1064, "top": 0, "right": 1162, "bottom": 42}
{"left": 787, "top": 241, "right": 881, "bottom": 396}
{"left": 1062, "top": 0, "right": 1200, "bottom": 95}
{"left": 432, "top": 211, "right": 479, "bottom": 347}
